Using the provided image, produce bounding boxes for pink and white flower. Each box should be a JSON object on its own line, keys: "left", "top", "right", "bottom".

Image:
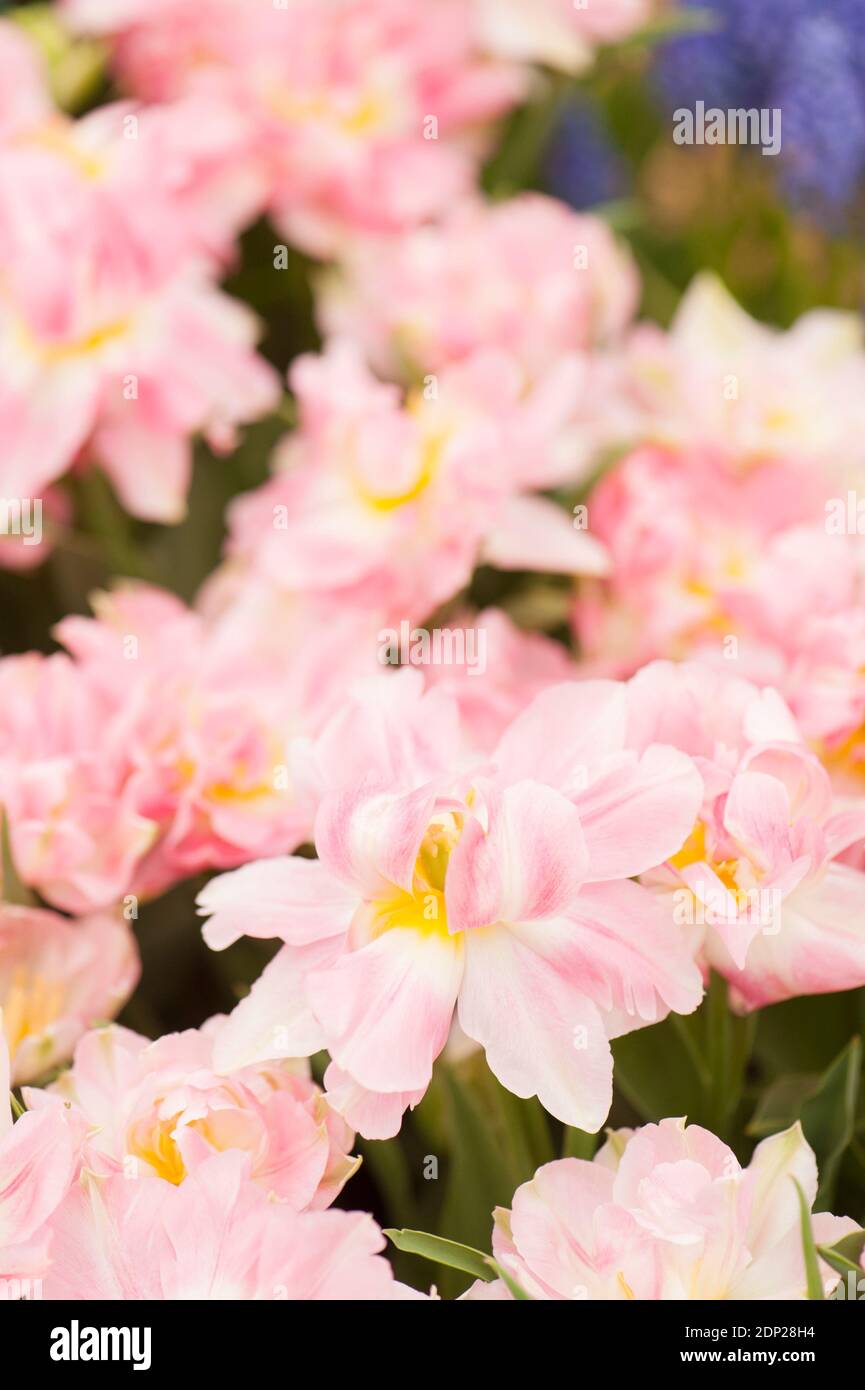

{"left": 0, "top": 651, "right": 159, "bottom": 914}
{"left": 41, "top": 1149, "right": 418, "bottom": 1299}
{"left": 630, "top": 662, "right": 865, "bottom": 1010}
{"left": 199, "top": 675, "right": 704, "bottom": 1137}
{"left": 468, "top": 1119, "right": 857, "bottom": 1300}
{"left": 319, "top": 194, "right": 638, "bottom": 380}
{"left": 0, "top": 1020, "right": 81, "bottom": 1280}
{"left": 574, "top": 276, "right": 865, "bottom": 704}
{"left": 474, "top": 0, "right": 653, "bottom": 74}
{"left": 622, "top": 274, "right": 865, "bottom": 479}
{"left": 221, "top": 339, "right": 607, "bottom": 627}
{"left": 319, "top": 194, "right": 637, "bottom": 485}
{"left": 0, "top": 583, "right": 376, "bottom": 911}
{"left": 0, "top": 905, "right": 139, "bottom": 1085}
{"left": 61, "top": 0, "right": 527, "bottom": 256}
{"left": 0, "top": 72, "right": 279, "bottom": 522}
{"left": 575, "top": 446, "right": 847, "bottom": 678}
{"left": 417, "top": 607, "right": 577, "bottom": 754}
{"left": 26, "top": 1018, "right": 356, "bottom": 1209}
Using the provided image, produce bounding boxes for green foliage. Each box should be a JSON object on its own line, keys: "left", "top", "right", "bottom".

{"left": 749, "top": 1039, "right": 862, "bottom": 1211}
{"left": 793, "top": 1179, "right": 825, "bottom": 1301}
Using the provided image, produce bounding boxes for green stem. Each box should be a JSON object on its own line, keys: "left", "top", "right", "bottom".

{"left": 706, "top": 972, "right": 731, "bottom": 1134}
{"left": 705, "top": 974, "right": 755, "bottom": 1138}
{"left": 483, "top": 72, "right": 570, "bottom": 198}
{"left": 561, "top": 1127, "right": 597, "bottom": 1161}
{"left": 498, "top": 1089, "right": 554, "bottom": 1171}
{"left": 670, "top": 1012, "right": 711, "bottom": 1090}
{"left": 357, "top": 1137, "right": 413, "bottom": 1225}
{"left": 1, "top": 810, "right": 37, "bottom": 907}
{"left": 74, "top": 470, "right": 154, "bottom": 581}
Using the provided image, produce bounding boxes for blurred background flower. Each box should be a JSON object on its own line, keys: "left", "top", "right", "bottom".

{"left": 655, "top": 0, "right": 865, "bottom": 221}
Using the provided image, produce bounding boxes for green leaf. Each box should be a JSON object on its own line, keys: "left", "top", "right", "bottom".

{"left": 602, "top": 9, "right": 722, "bottom": 56}
{"left": 793, "top": 1179, "right": 824, "bottom": 1301}
{"left": 817, "top": 1229, "right": 865, "bottom": 1280}
{"left": 561, "top": 1127, "right": 598, "bottom": 1160}
{"left": 486, "top": 1258, "right": 533, "bottom": 1300}
{"left": 747, "top": 1038, "right": 862, "bottom": 1210}
{"left": 801, "top": 1037, "right": 861, "bottom": 1207}
{"left": 755, "top": 994, "right": 860, "bottom": 1075}
{"left": 357, "top": 1136, "right": 413, "bottom": 1224}
{"left": 747, "top": 1074, "right": 818, "bottom": 1139}
{"left": 612, "top": 1012, "right": 707, "bottom": 1123}
{"left": 437, "top": 1063, "right": 524, "bottom": 1258}
{"left": 482, "top": 71, "right": 569, "bottom": 198}
{"left": 1, "top": 810, "right": 36, "bottom": 908}
{"left": 384, "top": 1230, "right": 493, "bottom": 1283}
{"left": 591, "top": 198, "right": 643, "bottom": 233}
{"left": 497, "top": 1088, "right": 555, "bottom": 1171}
{"left": 10, "top": 5, "right": 106, "bottom": 113}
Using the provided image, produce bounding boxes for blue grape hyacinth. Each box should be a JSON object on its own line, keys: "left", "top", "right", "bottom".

{"left": 545, "top": 101, "right": 629, "bottom": 211}
{"left": 656, "top": 0, "right": 865, "bottom": 218}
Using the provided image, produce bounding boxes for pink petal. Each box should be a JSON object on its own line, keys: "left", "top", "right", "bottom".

{"left": 723, "top": 770, "right": 793, "bottom": 873}
{"left": 323, "top": 1062, "right": 424, "bottom": 1141}
{"left": 493, "top": 680, "right": 627, "bottom": 789}
{"left": 575, "top": 744, "right": 704, "bottom": 880}
{"left": 717, "top": 862, "right": 865, "bottom": 1009}
{"left": 315, "top": 780, "right": 440, "bottom": 896}
{"left": 307, "top": 927, "right": 463, "bottom": 1093}
{"left": 458, "top": 919, "right": 613, "bottom": 1130}
{"left": 210, "top": 944, "right": 333, "bottom": 1072}
{"left": 198, "top": 856, "right": 357, "bottom": 950}
{"left": 482, "top": 494, "right": 609, "bottom": 577}
{"left": 566, "top": 879, "right": 703, "bottom": 1023}
{"left": 445, "top": 780, "right": 589, "bottom": 932}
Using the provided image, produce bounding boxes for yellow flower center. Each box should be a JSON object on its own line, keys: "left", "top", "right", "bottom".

{"left": 127, "top": 1114, "right": 187, "bottom": 1185}
{"left": 266, "top": 83, "right": 396, "bottom": 139}
{"left": 819, "top": 725, "right": 865, "bottom": 790}
{"left": 16, "top": 316, "right": 131, "bottom": 366}
{"left": 3, "top": 965, "right": 64, "bottom": 1054}
{"left": 370, "top": 813, "right": 463, "bottom": 940}
{"left": 669, "top": 820, "right": 753, "bottom": 908}
{"left": 24, "top": 122, "right": 107, "bottom": 180}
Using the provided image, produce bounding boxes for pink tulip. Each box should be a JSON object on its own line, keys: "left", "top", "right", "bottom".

{"left": 221, "top": 339, "right": 607, "bottom": 627}
{"left": 26, "top": 1018, "right": 357, "bottom": 1209}
{"left": 61, "top": 0, "right": 526, "bottom": 256}
{"left": 41, "top": 1150, "right": 419, "bottom": 1299}
{"left": 0, "top": 905, "right": 139, "bottom": 1085}
{"left": 0, "top": 584, "right": 376, "bottom": 911}
{"left": 199, "top": 677, "right": 704, "bottom": 1136}
{"left": 0, "top": 50, "right": 279, "bottom": 523}
{"left": 631, "top": 662, "right": 865, "bottom": 1009}
{"left": 467, "top": 1119, "right": 857, "bottom": 1300}
{"left": 0, "top": 1021, "right": 81, "bottom": 1280}
{"left": 319, "top": 194, "right": 638, "bottom": 420}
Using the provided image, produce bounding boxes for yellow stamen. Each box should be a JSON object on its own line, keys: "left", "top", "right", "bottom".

{"left": 126, "top": 1115, "right": 186, "bottom": 1185}
{"left": 370, "top": 813, "right": 464, "bottom": 940}
{"left": 3, "top": 965, "right": 64, "bottom": 1053}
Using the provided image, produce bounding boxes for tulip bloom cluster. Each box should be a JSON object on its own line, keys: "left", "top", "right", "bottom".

{"left": 2, "top": 0, "right": 865, "bottom": 1305}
